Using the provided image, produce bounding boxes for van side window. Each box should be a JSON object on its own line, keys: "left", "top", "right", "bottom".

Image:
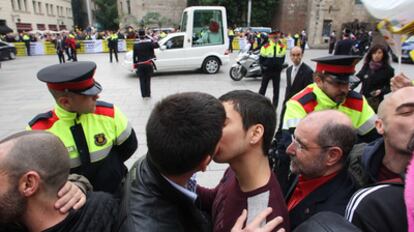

{"left": 192, "top": 9, "right": 224, "bottom": 47}
{"left": 166, "top": 36, "right": 184, "bottom": 49}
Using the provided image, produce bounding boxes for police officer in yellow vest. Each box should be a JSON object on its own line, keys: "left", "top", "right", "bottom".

{"left": 259, "top": 30, "right": 287, "bottom": 109}
{"left": 22, "top": 32, "right": 31, "bottom": 56}
{"left": 273, "top": 55, "right": 379, "bottom": 193}
{"left": 28, "top": 61, "right": 138, "bottom": 194}
{"left": 107, "top": 31, "right": 119, "bottom": 63}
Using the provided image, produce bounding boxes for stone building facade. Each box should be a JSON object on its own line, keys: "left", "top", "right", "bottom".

{"left": 273, "top": 0, "right": 376, "bottom": 48}
{"left": 117, "top": 0, "right": 187, "bottom": 29}
{"left": 0, "top": 0, "right": 73, "bottom": 32}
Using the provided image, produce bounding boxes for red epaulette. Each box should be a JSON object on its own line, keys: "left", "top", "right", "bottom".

{"left": 342, "top": 91, "right": 363, "bottom": 112}
{"left": 95, "top": 101, "right": 115, "bottom": 118}
{"left": 291, "top": 87, "right": 318, "bottom": 113}
{"left": 263, "top": 43, "right": 270, "bottom": 48}
{"left": 29, "top": 110, "right": 59, "bottom": 130}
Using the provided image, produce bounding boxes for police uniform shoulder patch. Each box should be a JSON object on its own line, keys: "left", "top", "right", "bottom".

{"left": 94, "top": 133, "right": 107, "bottom": 146}
{"left": 96, "top": 101, "right": 114, "bottom": 108}
{"left": 347, "top": 91, "right": 363, "bottom": 100}
{"left": 95, "top": 101, "right": 115, "bottom": 118}
{"left": 297, "top": 92, "right": 317, "bottom": 106}
{"left": 343, "top": 91, "right": 363, "bottom": 112}
{"left": 29, "top": 111, "right": 58, "bottom": 130}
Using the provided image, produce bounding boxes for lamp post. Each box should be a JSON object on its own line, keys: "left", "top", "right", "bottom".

{"left": 247, "top": 0, "right": 252, "bottom": 27}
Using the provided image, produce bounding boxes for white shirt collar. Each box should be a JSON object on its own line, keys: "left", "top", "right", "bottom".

{"left": 162, "top": 175, "right": 198, "bottom": 203}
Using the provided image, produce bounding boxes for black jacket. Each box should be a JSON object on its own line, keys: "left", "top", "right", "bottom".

{"left": 345, "top": 182, "right": 406, "bottom": 232}
{"left": 133, "top": 39, "right": 159, "bottom": 64}
{"left": 284, "top": 62, "right": 314, "bottom": 104}
{"left": 355, "top": 63, "right": 394, "bottom": 101}
{"left": 334, "top": 38, "right": 354, "bottom": 55}
{"left": 0, "top": 192, "right": 119, "bottom": 232}
{"left": 286, "top": 169, "right": 359, "bottom": 230}
{"left": 118, "top": 155, "right": 211, "bottom": 232}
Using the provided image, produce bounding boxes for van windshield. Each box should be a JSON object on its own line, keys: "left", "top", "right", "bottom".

{"left": 180, "top": 11, "right": 188, "bottom": 32}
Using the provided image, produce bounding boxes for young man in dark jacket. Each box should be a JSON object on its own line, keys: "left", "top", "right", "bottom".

{"left": 118, "top": 92, "right": 226, "bottom": 232}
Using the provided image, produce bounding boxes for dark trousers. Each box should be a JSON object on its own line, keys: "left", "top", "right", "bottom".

{"left": 259, "top": 69, "right": 281, "bottom": 109}
{"left": 109, "top": 47, "right": 118, "bottom": 62}
{"left": 136, "top": 64, "right": 153, "bottom": 97}
{"left": 65, "top": 48, "right": 72, "bottom": 60}
{"left": 57, "top": 50, "right": 65, "bottom": 63}
{"left": 329, "top": 43, "right": 335, "bottom": 54}
{"left": 228, "top": 36, "right": 234, "bottom": 52}
{"left": 24, "top": 41, "right": 30, "bottom": 56}
{"left": 70, "top": 47, "right": 77, "bottom": 61}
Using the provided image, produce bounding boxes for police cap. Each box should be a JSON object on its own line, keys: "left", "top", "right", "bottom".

{"left": 312, "top": 55, "right": 362, "bottom": 84}
{"left": 269, "top": 30, "right": 280, "bottom": 38}
{"left": 37, "top": 61, "right": 102, "bottom": 95}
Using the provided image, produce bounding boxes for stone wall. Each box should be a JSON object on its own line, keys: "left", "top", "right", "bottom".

{"left": 118, "top": 0, "right": 187, "bottom": 28}
{"left": 274, "top": 0, "right": 375, "bottom": 48}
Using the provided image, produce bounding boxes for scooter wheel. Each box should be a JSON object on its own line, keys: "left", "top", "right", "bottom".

{"left": 229, "top": 66, "right": 244, "bottom": 81}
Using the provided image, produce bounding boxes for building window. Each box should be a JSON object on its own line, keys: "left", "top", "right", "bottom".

{"left": 126, "top": 0, "right": 131, "bottom": 15}
{"left": 32, "top": 0, "right": 36, "bottom": 13}
{"left": 11, "top": 0, "right": 15, "bottom": 10}
{"left": 50, "top": 4, "right": 54, "bottom": 15}
{"left": 23, "top": 0, "right": 27, "bottom": 11}
{"left": 355, "top": 0, "right": 362, "bottom": 4}
{"left": 17, "top": 0, "right": 22, "bottom": 10}
{"left": 38, "top": 2, "right": 41, "bottom": 13}
{"left": 322, "top": 20, "right": 332, "bottom": 37}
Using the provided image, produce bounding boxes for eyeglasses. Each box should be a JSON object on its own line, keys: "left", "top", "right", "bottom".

{"left": 323, "top": 77, "right": 350, "bottom": 87}
{"left": 290, "top": 134, "right": 333, "bottom": 152}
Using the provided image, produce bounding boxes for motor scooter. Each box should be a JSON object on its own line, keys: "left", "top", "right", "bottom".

{"left": 229, "top": 50, "right": 261, "bottom": 81}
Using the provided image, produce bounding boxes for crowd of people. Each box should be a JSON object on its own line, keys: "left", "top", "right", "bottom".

{"left": 1, "top": 22, "right": 414, "bottom": 232}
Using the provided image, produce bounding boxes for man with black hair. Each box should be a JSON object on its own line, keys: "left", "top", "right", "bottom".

{"left": 197, "top": 90, "right": 289, "bottom": 232}
{"left": 133, "top": 29, "right": 159, "bottom": 98}
{"left": 334, "top": 29, "right": 354, "bottom": 55}
{"left": 119, "top": 92, "right": 226, "bottom": 232}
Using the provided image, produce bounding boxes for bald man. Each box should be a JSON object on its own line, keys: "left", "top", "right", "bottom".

{"left": 349, "top": 86, "right": 414, "bottom": 186}
{"left": 0, "top": 131, "right": 118, "bottom": 232}
{"left": 284, "top": 110, "right": 358, "bottom": 229}
{"left": 275, "top": 46, "right": 313, "bottom": 142}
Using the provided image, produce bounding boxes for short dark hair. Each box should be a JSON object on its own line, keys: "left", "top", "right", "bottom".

{"left": 146, "top": 92, "right": 225, "bottom": 175}
{"left": 219, "top": 90, "right": 276, "bottom": 155}
{"left": 0, "top": 131, "right": 70, "bottom": 196}
{"left": 364, "top": 44, "right": 390, "bottom": 65}
{"left": 316, "top": 122, "right": 357, "bottom": 164}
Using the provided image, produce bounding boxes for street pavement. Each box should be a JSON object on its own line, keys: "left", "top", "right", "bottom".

{"left": 1, "top": 49, "right": 413, "bottom": 187}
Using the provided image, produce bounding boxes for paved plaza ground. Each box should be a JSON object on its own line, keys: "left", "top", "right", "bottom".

{"left": 1, "top": 49, "right": 413, "bottom": 187}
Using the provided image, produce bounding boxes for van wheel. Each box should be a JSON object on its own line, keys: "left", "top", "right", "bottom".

{"left": 9, "top": 51, "right": 16, "bottom": 60}
{"left": 203, "top": 57, "right": 220, "bottom": 74}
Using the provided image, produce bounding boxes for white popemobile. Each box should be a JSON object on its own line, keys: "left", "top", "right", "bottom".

{"left": 123, "top": 6, "right": 230, "bottom": 74}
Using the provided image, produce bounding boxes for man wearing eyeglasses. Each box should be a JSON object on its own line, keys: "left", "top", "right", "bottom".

{"left": 273, "top": 55, "right": 378, "bottom": 193}
{"left": 285, "top": 110, "right": 359, "bottom": 229}
{"left": 27, "top": 61, "right": 138, "bottom": 195}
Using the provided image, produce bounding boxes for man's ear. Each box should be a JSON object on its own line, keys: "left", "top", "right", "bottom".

{"left": 57, "top": 96, "right": 71, "bottom": 110}
{"left": 19, "top": 171, "right": 41, "bottom": 197}
{"left": 248, "top": 124, "right": 264, "bottom": 145}
{"left": 314, "top": 75, "right": 323, "bottom": 88}
{"left": 325, "top": 147, "right": 343, "bottom": 167}
{"left": 198, "top": 155, "right": 213, "bottom": 172}
{"left": 375, "top": 118, "right": 385, "bottom": 135}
